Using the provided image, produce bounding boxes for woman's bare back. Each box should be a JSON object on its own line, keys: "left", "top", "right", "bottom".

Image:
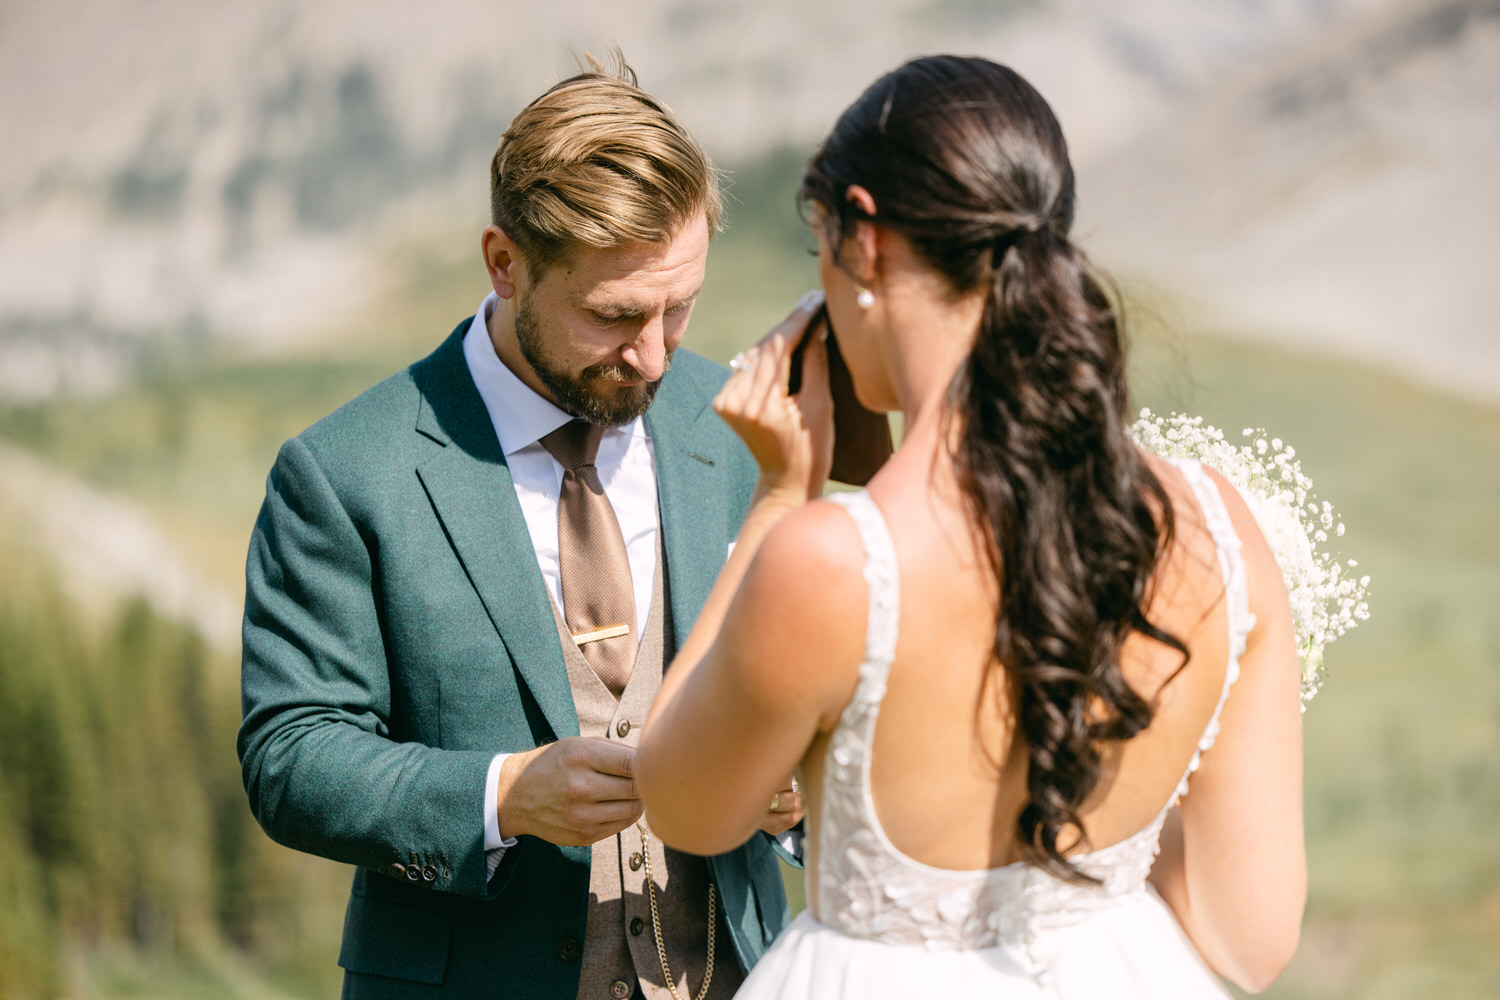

{"left": 800, "top": 447, "right": 1234, "bottom": 876}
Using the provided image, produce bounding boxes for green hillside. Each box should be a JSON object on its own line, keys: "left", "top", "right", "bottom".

{"left": 1129, "top": 321, "right": 1500, "bottom": 998}
{"left": 0, "top": 543, "right": 350, "bottom": 1000}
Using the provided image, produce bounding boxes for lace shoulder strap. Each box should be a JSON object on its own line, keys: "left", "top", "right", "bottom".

{"left": 825, "top": 491, "right": 901, "bottom": 705}
{"left": 1164, "top": 458, "right": 1256, "bottom": 800}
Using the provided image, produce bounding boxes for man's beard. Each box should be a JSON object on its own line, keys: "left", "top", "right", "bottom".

{"left": 515, "top": 295, "right": 669, "bottom": 427}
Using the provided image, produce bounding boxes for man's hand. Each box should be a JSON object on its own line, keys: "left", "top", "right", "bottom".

{"left": 497, "top": 737, "right": 643, "bottom": 846}
{"left": 758, "top": 779, "right": 804, "bottom": 837}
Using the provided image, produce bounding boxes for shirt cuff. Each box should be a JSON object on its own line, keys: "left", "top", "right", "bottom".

{"left": 485, "top": 752, "right": 519, "bottom": 879}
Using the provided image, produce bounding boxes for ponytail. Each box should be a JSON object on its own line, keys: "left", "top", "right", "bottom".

{"left": 953, "top": 224, "right": 1184, "bottom": 882}
{"left": 800, "top": 54, "right": 1186, "bottom": 883}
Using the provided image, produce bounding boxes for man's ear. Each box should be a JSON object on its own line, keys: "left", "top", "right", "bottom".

{"left": 482, "top": 225, "right": 524, "bottom": 300}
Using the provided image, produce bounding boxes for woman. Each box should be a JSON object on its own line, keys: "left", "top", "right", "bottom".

{"left": 636, "top": 56, "right": 1304, "bottom": 997}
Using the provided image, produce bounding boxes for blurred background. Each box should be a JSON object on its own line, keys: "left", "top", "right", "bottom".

{"left": 0, "top": 0, "right": 1496, "bottom": 996}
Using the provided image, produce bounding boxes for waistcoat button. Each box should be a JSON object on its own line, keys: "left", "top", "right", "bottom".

{"left": 629, "top": 917, "right": 645, "bottom": 936}
{"left": 616, "top": 720, "right": 632, "bottom": 738}
{"left": 629, "top": 852, "right": 643, "bottom": 871}
{"left": 610, "top": 979, "right": 632, "bottom": 999}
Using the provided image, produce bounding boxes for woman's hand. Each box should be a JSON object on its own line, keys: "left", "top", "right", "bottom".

{"left": 714, "top": 290, "right": 834, "bottom": 504}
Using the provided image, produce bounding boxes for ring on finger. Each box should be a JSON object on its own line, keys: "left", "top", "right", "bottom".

{"left": 769, "top": 793, "right": 780, "bottom": 812}
{"left": 728, "top": 352, "right": 746, "bottom": 371}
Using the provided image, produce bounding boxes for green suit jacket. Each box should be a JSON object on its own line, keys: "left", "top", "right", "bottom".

{"left": 238, "top": 323, "right": 789, "bottom": 997}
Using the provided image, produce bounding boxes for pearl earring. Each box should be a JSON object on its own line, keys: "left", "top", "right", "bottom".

{"left": 856, "top": 287, "right": 875, "bottom": 309}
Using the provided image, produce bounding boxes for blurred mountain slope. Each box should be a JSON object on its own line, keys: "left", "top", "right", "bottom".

{"left": 0, "top": 0, "right": 1410, "bottom": 394}
{"left": 0, "top": 440, "right": 238, "bottom": 646}
{"left": 1081, "top": 0, "right": 1500, "bottom": 402}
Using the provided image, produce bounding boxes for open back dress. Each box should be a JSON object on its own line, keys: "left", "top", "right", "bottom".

{"left": 736, "top": 460, "right": 1251, "bottom": 998}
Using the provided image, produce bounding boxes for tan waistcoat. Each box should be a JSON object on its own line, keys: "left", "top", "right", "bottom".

{"left": 551, "top": 546, "right": 742, "bottom": 1000}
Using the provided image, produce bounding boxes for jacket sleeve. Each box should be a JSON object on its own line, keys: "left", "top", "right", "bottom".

{"left": 237, "top": 435, "right": 497, "bottom": 898}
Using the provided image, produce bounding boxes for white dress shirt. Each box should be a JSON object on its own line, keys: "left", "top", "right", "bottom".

{"left": 462, "top": 292, "right": 660, "bottom": 875}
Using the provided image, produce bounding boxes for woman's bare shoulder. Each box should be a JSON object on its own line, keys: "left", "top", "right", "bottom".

{"left": 1140, "top": 450, "right": 1205, "bottom": 531}
{"left": 1144, "top": 453, "right": 1278, "bottom": 587}
{"left": 1146, "top": 454, "right": 1294, "bottom": 655}
{"left": 1193, "top": 464, "right": 1295, "bottom": 646}
{"left": 717, "top": 497, "right": 873, "bottom": 727}
{"left": 1139, "top": 451, "right": 1221, "bottom": 595}
{"left": 750, "top": 496, "right": 868, "bottom": 590}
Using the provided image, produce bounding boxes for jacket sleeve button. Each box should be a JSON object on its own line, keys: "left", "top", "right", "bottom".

{"left": 387, "top": 863, "right": 406, "bottom": 879}
{"left": 406, "top": 865, "right": 422, "bottom": 881}
{"left": 421, "top": 864, "right": 438, "bottom": 882}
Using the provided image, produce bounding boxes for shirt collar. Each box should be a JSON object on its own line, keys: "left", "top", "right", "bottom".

{"left": 461, "top": 291, "right": 647, "bottom": 456}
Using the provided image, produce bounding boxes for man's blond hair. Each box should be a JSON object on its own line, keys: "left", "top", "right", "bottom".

{"left": 490, "top": 53, "right": 721, "bottom": 275}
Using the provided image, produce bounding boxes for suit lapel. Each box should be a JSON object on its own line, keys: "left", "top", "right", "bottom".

{"left": 647, "top": 371, "right": 733, "bottom": 656}
{"left": 412, "top": 329, "right": 580, "bottom": 741}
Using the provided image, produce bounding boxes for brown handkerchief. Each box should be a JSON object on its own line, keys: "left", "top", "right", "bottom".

{"left": 789, "top": 305, "right": 894, "bottom": 486}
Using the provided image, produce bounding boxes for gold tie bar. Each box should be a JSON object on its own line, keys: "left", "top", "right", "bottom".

{"left": 571, "top": 623, "right": 630, "bottom": 646}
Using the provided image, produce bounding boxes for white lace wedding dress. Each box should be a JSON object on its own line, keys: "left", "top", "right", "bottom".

{"left": 737, "top": 460, "right": 1252, "bottom": 998}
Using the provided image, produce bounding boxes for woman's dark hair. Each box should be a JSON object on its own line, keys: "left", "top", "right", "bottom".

{"left": 800, "top": 56, "right": 1186, "bottom": 882}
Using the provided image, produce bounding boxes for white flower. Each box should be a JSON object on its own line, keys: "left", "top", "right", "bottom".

{"left": 1131, "top": 410, "right": 1371, "bottom": 706}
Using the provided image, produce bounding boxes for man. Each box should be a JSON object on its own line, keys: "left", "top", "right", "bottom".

{"left": 238, "top": 57, "right": 799, "bottom": 1000}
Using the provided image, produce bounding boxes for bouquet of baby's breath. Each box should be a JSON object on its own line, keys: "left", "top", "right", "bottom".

{"left": 1130, "top": 409, "right": 1370, "bottom": 706}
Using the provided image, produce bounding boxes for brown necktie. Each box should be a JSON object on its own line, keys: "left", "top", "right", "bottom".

{"left": 539, "top": 420, "right": 636, "bottom": 697}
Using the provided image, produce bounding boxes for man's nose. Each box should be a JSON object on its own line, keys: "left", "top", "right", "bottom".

{"left": 621, "top": 319, "right": 667, "bottom": 382}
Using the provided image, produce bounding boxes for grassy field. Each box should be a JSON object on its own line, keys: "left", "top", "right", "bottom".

{"left": 1127, "top": 324, "right": 1500, "bottom": 998}
{"left": 0, "top": 148, "right": 1496, "bottom": 997}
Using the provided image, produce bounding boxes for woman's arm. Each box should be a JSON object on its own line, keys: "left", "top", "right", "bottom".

{"left": 1149, "top": 468, "right": 1307, "bottom": 993}
{"left": 666, "top": 293, "right": 833, "bottom": 679}
{"left": 638, "top": 502, "right": 867, "bottom": 854}
{"left": 636, "top": 291, "right": 862, "bottom": 854}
